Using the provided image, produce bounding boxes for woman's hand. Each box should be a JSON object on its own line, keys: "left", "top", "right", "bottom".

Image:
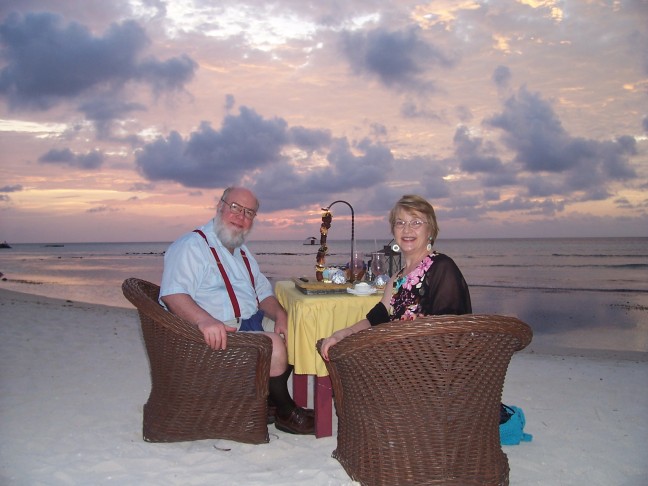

{"left": 319, "top": 334, "right": 341, "bottom": 361}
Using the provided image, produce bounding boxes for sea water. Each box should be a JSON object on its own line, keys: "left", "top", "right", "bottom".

{"left": 1, "top": 238, "right": 646, "bottom": 352}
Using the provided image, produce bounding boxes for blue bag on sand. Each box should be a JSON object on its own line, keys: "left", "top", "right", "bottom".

{"left": 499, "top": 404, "right": 533, "bottom": 445}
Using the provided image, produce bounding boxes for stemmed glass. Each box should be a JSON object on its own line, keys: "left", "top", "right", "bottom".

{"left": 371, "top": 252, "right": 386, "bottom": 286}
{"left": 351, "top": 251, "right": 365, "bottom": 282}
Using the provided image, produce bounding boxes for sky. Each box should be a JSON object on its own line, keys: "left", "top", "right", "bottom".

{"left": 0, "top": 0, "right": 647, "bottom": 243}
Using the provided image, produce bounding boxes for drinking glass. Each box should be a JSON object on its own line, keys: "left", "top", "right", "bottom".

{"left": 351, "top": 251, "right": 365, "bottom": 282}
{"left": 371, "top": 252, "right": 390, "bottom": 288}
{"left": 371, "top": 252, "right": 386, "bottom": 278}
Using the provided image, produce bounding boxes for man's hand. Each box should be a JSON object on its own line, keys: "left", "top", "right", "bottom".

{"left": 273, "top": 313, "right": 288, "bottom": 339}
{"left": 161, "top": 293, "right": 236, "bottom": 350}
{"left": 197, "top": 319, "right": 237, "bottom": 350}
{"left": 259, "top": 295, "right": 288, "bottom": 339}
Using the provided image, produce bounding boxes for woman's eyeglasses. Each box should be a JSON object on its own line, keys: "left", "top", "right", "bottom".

{"left": 221, "top": 198, "right": 257, "bottom": 220}
{"left": 394, "top": 219, "right": 427, "bottom": 230}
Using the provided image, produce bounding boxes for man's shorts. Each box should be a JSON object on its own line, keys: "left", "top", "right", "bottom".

{"left": 224, "top": 309, "right": 275, "bottom": 332}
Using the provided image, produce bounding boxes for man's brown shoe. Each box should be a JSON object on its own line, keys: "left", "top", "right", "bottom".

{"left": 275, "top": 407, "right": 315, "bottom": 435}
{"left": 267, "top": 403, "right": 277, "bottom": 424}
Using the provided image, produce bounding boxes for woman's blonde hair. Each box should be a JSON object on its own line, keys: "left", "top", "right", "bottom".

{"left": 389, "top": 194, "right": 439, "bottom": 244}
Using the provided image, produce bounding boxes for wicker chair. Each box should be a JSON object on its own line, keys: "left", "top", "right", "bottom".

{"left": 122, "top": 277, "right": 272, "bottom": 444}
{"left": 317, "top": 314, "right": 533, "bottom": 486}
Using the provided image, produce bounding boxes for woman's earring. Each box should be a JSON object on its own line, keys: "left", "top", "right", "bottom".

{"left": 426, "top": 238, "right": 432, "bottom": 252}
{"left": 391, "top": 243, "right": 400, "bottom": 253}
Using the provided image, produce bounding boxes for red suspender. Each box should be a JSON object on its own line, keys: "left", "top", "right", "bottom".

{"left": 193, "top": 229, "right": 259, "bottom": 319}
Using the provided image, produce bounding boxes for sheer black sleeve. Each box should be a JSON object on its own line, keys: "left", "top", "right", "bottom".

{"left": 420, "top": 254, "right": 472, "bottom": 315}
{"left": 366, "top": 302, "right": 390, "bottom": 326}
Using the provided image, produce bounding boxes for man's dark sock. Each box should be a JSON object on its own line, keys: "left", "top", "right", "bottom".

{"left": 268, "top": 364, "right": 296, "bottom": 417}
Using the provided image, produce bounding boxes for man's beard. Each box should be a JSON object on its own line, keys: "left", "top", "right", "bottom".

{"left": 214, "top": 212, "right": 251, "bottom": 249}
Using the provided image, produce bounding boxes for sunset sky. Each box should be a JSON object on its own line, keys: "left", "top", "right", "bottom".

{"left": 1, "top": 0, "right": 647, "bottom": 243}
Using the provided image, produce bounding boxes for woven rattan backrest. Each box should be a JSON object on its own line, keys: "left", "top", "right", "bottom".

{"left": 320, "top": 314, "right": 532, "bottom": 486}
{"left": 122, "top": 277, "right": 272, "bottom": 444}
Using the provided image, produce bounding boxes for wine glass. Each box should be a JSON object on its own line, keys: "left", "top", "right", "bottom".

{"left": 351, "top": 251, "right": 364, "bottom": 282}
{"left": 371, "top": 252, "right": 386, "bottom": 286}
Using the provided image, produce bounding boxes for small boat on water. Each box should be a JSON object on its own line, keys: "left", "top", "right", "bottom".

{"left": 0, "top": 241, "right": 11, "bottom": 249}
{"left": 303, "top": 236, "right": 317, "bottom": 245}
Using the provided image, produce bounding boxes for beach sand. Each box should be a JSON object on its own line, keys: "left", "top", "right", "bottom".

{"left": 1, "top": 287, "right": 646, "bottom": 485}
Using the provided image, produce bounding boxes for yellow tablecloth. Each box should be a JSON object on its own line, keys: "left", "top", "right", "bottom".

{"left": 275, "top": 280, "right": 382, "bottom": 377}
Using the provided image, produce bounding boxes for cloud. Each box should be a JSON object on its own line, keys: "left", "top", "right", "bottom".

{"left": 38, "top": 148, "right": 104, "bottom": 169}
{"left": 492, "top": 65, "right": 512, "bottom": 90}
{"left": 0, "top": 12, "right": 196, "bottom": 111}
{"left": 340, "top": 26, "right": 454, "bottom": 92}
{"left": 86, "top": 205, "right": 119, "bottom": 213}
{"left": 0, "top": 184, "right": 23, "bottom": 192}
{"left": 484, "top": 86, "right": 638, "bottom": 199}
{"left": 135, "top": 106, "right": 289, "bottom": 187}
{"left": 288, "top": 126, "right": 332, "bottom": 153}
{"left": 78, "top": 97, "right": 146, "bottom": 140}
{"left": 251, "top": 137, "right": 394, "bottom": 211}
{"left": 453, "top": 126, "right": 505, "bottom": 173}
{"left": 400, "top": 100, "right": 445, "bottom": 121}
{"left": 134, "top": 104, "right": 395, "bottom": 210}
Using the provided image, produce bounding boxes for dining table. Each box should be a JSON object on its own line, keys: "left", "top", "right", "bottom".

{"left": 274, "top": 280, "right": 382, "bottom": 438}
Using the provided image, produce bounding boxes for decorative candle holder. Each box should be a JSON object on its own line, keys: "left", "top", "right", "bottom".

{"left": 316, "top": 200, "right": 356, "bottom": 282}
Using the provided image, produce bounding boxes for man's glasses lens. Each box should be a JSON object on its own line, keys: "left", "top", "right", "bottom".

{"left": 222, "top": 199, "right": 256, "bottom": 219}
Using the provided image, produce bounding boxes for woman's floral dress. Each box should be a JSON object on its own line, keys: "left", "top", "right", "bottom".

{"left": 389, "top": 252, "right": 472, "bottom": 321}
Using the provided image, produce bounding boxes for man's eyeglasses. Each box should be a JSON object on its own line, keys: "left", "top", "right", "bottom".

{"left": 394, "top": 219, "right": 428, "bottom": 230}
{"left": 221, "top": 198, "right": 257, "bottom": 220}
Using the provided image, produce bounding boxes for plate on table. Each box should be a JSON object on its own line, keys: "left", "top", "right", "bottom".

{"left": 346, "top": 287, "right": 378, "bottom": 296}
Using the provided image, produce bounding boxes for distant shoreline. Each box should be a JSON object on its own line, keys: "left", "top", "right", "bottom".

{"left": 1, "top": 286, "right": 645, "bottom": 362}
{"left": 3, "top": 235, "right": 648, "bottom": 245}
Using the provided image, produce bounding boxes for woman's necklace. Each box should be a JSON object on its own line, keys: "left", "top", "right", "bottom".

{"left": 393, "top": 252, "right": 436, "bottom": 293}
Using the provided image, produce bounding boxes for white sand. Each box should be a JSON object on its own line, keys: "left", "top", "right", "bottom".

{"left": 1, "top": 288, "right": 646, "bottom": 485}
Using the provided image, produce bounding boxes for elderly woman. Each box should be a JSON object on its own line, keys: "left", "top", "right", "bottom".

{"left": 320, "top": 194, "right": 471, "bottom": 361}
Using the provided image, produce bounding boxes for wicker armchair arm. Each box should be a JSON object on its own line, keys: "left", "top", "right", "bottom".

{"left": 122, "top": 278, "right": 273, "bottom": 398}
{"left": 327, "top": 314, "right": 532, "bottom": 362}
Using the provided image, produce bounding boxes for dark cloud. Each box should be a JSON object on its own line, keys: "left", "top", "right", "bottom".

{"left": 135, "top": 103, "right": 394, "bottom": 205}
{"left": 455, "top": 105, "right": 473, "bottom": 123}
{"left": 78, "top": 97, "right": 146, "bottom": 140}
{"left": 369, "top": 123, "right": 387, "bottom": 138}
{"left": 485, "top": 86, "right": 637, "bottom": 199}
{"left": 251, "top": 137, "right": 394, "bottom": 211}
{"left": 614, "top": 197, "right": 633, "bottom": 209}
{"left": 288, "top": 126, "right": 332, "bottom": 153}
{"left": 492, "top": 65, "right": 512, "bottom": 89}
{"left": 0, "top": 184, "right": 23, "bottom": 192}
{"left": 86, "top": 205, "right": 118, "bottom": 213}
{"left": 453, "top": 126, "right": 505, "bottom": 173}
{"left": 225, "top": 94, "right": 235, "bottom": 112}
{"left": 137, "top": 54, "right": 197, "bottom": 93}
{"left": 488, "top": 196, "right": 565, "bottom": 216}
{"left": 128, "top": 182, "right": 156, "bottom": 192}
{"left": 341, "top": 26, "right": 454, "bottom": 92}
{"left": 400, "top": 100, "right": 444, "bottom": 121}
{"left": 0, "top": 12, "right": 196, "bottom": 110}
{"left": 136, "top": 106, "right": 289, "bottom": 187}
{"left": 38, "top": 148, "right": 104, "bottom": 169}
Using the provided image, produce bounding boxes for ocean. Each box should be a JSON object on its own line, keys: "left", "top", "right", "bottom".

{"left": 1, "top": 238, "right": 647, "bottom": 353}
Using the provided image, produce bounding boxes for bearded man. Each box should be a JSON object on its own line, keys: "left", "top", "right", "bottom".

{"left": 160, "top": 186, "right": 314, "bottom": 435}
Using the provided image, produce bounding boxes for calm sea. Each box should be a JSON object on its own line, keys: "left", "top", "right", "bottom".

{"left": 1, "top": 238, "right": 647, "bottom": 353}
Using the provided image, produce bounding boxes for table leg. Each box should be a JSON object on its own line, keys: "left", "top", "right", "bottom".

{"left": 292, "top": 373, "right": 308, "bottom": 408}
{"left": 314, "top": 375, "right": 332, "bottom": 438}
